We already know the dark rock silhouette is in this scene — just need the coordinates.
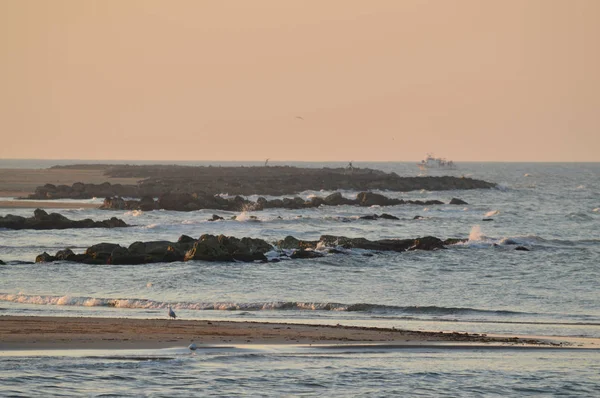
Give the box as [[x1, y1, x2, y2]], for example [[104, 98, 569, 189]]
[[34, 234, 460, 265], [0, 209, 129, 230], [28, 165, 496, 200], [100, 191, 448, 212], [359, 213, 400, 221], [449, 198, 469, 205]]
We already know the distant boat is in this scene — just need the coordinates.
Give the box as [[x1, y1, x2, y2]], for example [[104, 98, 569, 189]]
[[417, 153, 457, 170]]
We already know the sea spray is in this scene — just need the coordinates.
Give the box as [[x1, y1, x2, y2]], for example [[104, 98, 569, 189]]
[[469, 225, 485, 242]]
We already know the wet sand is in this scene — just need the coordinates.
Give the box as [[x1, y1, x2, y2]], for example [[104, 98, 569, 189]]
[[0, 168, 138, 199], [0, 316, 582, 351]]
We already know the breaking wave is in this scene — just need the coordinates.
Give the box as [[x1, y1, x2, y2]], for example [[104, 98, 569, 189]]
[[0, 293, 530, 317]]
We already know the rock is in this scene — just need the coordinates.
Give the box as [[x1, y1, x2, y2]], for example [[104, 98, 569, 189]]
[[320, 235, 415, 252], [108, 247, 147, 265], [208, 214, 224, 221], [32, 233, 457, 265], [413, 215, 424, 220], [379, 213, 399, 220], [55, 248, 76, 261], [0, 210, 130, 230], [86, 243, 122, 263], [0, 259, 5, 265], [359, 214, 379, 220], [276, 236, 318, 250], [482, 218, 494, 221], [323, 192, 350, 206], [139, 196, 157, 211], [409, 236, 445, 251], [35, 252, 56, 263], [515, 246, 530, 251], [290, 249, 324, 259], [443, 238, 467, 245], [33, 208, 48, 220], [184, 235, 234, 262], [449, 198, 468, 205], [356, 192, 402, 207], [100, 196, 126, 210]]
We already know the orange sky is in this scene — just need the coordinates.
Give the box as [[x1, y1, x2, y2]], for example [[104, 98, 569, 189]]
[[1, 0, 599, 161]]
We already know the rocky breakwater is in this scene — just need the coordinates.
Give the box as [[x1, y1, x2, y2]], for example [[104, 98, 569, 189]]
[[100, 191, 460, 212], [0, 209, 129, 230], [26, 182, 140, 200], [34, 234, 460, 265], [28, 165, 496, 200]]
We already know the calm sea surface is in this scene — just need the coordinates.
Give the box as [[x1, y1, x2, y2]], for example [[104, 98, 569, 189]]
[[1, 160, 599, 396]]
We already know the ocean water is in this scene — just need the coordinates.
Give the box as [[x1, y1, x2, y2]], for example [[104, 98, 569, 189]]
[[1, 161, 599, 396]]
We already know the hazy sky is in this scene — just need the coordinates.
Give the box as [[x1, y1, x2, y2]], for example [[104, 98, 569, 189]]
[[1, 1, 599, 161]]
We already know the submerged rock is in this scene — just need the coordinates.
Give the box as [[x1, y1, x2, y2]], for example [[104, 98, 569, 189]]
[[0, 209, 129, 230], [449, 198, 468, 205], [359, 213, 400, 221], [515, 246, 530, 251]]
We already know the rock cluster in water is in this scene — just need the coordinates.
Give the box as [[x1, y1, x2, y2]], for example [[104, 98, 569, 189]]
[[34, 234, 462, 265], [0, 209, 129, 230], [99, 192, 469, 212], [27, 165, 495, 199]]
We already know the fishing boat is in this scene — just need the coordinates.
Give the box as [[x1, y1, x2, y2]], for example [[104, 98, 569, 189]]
[[417, 153, 456, 170]]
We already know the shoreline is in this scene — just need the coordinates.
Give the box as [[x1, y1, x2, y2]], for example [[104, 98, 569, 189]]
[[1, 315, 591, 351]]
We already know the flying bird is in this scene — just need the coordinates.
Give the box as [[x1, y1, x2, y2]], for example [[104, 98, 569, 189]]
[[168, 306, 177, 319], [295, 116, 304, 120]]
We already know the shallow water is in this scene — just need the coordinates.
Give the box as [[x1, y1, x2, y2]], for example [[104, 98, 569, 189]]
[[1, 161, 599, 395], [1, 346, 599, 397]]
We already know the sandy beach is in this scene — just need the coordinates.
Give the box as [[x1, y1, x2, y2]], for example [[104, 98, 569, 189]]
[[0, 316, 582, 351]]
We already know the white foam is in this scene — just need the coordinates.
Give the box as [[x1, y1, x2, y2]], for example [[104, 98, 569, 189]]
[[125, 210, 143, 217], [235, 211, 259, 222], [468, 225, 485, 242], [593, 208, 599, 213]]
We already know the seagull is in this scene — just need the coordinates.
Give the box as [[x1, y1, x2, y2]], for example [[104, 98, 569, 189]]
[[168, 306, 177, 319], [295, 116, 304, 120], [264, 158, 270, 167], [188, 342, 197, 351]]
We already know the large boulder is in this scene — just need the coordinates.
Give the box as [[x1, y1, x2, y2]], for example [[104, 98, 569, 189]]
[[55, 248, 76, 261], [86, 243, 122, 263], [184, 235, 233, 262], [323, 192, 350, 206], [100, 197, 126, 210], [139, 196, 157, 211], [35, 252, 56, 263], [356, 192, 402, 207]]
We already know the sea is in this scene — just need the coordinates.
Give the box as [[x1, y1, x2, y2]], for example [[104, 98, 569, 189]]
[[1, 160, 599, 396]]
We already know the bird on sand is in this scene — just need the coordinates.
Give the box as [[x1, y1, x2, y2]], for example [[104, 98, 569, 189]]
[[168, 306, 177, 319]]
